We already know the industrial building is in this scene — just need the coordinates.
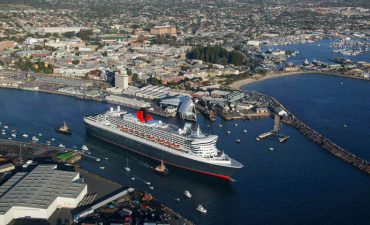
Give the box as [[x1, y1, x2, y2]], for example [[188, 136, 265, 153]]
[[0, 164, 87, 225], [226, 91, 245, 103], [121, 85, 182, 100], [160, 96, 197, 121], [150, 25, 177, 36]]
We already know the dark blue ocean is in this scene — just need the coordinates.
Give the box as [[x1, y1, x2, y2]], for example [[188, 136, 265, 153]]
[[1, 73, 370, 225]]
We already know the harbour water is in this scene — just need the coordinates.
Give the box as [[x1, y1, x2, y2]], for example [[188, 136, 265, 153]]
[[1, 76, 370, 224], [263, 39, 370, 65]]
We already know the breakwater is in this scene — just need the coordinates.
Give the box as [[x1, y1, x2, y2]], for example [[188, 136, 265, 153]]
[[282, 116, 370, 174], [267, 94, 370, 175]]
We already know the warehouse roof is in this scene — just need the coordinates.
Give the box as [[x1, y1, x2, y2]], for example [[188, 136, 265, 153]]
[[0, 164, 86, 214]]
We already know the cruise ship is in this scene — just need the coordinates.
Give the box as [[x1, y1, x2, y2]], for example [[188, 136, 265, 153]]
[[84, 106, 243, 180]]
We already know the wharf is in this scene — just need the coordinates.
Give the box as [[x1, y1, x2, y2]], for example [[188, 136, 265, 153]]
[[195, 103, 216, 121], [0, 139, 79, 165]]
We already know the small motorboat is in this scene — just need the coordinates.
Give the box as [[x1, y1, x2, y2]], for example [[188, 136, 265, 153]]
[[149, 186, 154, 190], [81, 145, 89, 151], [56, 121, 71, 135], [38, 133, 42, 136], [100, 166, 105, 170], [236, 139, 241, 143], [51, 138, 55, 141], [234, 123, 238, 127], [269, 147, 274, 151], [131, 177, 136, 180], [11, 134, 16, 138], [343, 124, 347, 128], [124, 158, 131, 172], [184, 190, 192, 198], [279, 136, 289, 143], [145, 181, 151, 185], [3, 126, 8, 129], [58, 143, 65, 148], [22, 134, 29, 138], [196, 205, 207, 214], [243, 129, 247, 133], [32, 136, 39, 142], [218, 124, 223, 128], [227, 131, 231, 134], [152, 160, 169, 176]]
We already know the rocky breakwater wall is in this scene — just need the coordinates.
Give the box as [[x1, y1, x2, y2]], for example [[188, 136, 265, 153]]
[[282, 116, 370, 174]]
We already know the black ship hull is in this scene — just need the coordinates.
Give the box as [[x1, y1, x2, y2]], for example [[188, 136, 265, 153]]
[[85, 123, 240, 180]]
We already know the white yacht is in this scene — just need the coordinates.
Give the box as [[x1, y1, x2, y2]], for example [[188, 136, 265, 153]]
[[184, 190, 192, 198], [196, 205, 207, 214]]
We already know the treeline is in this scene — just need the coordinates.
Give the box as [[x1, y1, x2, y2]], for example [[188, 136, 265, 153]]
[[186, 45, 245, 66], [15, 59, 53, 74], [150, 35, 177, 46]]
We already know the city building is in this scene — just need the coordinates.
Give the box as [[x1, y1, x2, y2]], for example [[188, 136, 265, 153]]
[[33, 27, 88, 34], [0, 41, 15, 50], [160, 96, 196, 120], [115, 69, 129, 90], [150, 25, 177, 36], [0, 164, 87, 225], [226, 91, 245, 103]]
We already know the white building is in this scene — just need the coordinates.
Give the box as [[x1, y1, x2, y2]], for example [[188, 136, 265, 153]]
[[247, 40, 260, 47], [34, 27, 89, 34], [24, 37, 39, 45], [115, 69, 129, 90], [0, 164, 87, 225]]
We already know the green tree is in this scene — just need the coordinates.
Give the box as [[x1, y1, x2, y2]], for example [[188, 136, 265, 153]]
[[76, 29, 93, 41]]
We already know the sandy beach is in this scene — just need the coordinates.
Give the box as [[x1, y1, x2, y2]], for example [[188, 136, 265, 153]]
[[228, 71, 310, 90]]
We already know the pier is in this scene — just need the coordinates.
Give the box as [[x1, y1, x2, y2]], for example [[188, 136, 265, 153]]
[[195, 103, 216, 121]]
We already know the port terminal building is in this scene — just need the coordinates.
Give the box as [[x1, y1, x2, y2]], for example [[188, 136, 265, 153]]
[[160, 96, 197, 120], [0, 164, 87, 225]]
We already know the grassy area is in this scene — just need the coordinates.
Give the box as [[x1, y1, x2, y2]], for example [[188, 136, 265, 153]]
[[57, 151, 74, 162]]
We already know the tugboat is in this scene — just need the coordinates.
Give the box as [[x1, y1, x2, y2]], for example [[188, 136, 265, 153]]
[[152, 160, 169, 176], [56, 121, 71, 135]]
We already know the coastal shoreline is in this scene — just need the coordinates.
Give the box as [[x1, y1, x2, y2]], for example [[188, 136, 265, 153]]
[[228, 71, 370, 90]]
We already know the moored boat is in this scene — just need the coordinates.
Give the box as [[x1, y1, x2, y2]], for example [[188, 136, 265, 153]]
[[56, 121, 71, 135]]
